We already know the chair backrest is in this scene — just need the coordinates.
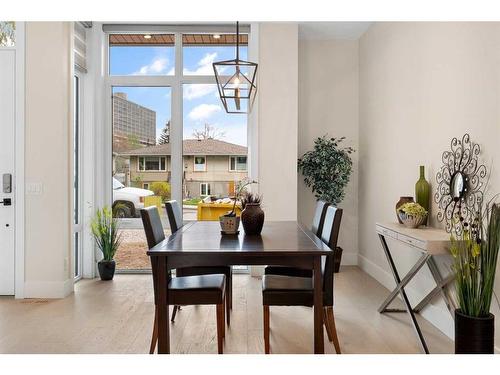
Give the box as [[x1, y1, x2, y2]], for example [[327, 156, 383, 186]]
[[165, 200, 183, 233], [320, 206, 343, 304], [311, 200, 330, 237], [140, 206, 166, 249]]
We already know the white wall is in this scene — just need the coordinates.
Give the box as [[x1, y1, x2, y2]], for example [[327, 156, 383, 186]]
[[298, 39, 359, 264], [256, 23, 299, 221], [24, 22, 74, 298], [359, 22, 500, 343]]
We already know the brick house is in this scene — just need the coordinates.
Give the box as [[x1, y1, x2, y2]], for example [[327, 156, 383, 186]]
[[118, 139, 248, 198]]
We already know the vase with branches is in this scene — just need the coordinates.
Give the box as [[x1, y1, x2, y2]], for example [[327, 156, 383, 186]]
[[219, 179, 258, 234]]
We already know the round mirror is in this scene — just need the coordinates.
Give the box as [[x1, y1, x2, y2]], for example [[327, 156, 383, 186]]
[[451, 172, 465, 200]]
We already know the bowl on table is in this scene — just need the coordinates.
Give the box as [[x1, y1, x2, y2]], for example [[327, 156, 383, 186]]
[[398, 212, 427, 229]]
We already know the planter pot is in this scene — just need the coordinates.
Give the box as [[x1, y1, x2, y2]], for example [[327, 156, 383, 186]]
[[98, 260, 116, 281], [395, 196, 414, 224], [241, 203, 265, 235], [455, 309, 495, 354], [219, 215, 240, 234], [334, 247, 343, 273]]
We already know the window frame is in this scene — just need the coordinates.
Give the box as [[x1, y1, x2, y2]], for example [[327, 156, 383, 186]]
[[200, 182, 211, 196], [193, 155, 207, 172], [73, 72, 83, 281], [229, 155, 248, 172], [138, 156, 167, 172]]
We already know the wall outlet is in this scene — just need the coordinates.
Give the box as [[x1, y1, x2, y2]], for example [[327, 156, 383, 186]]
[[26, 182, 43, 195]]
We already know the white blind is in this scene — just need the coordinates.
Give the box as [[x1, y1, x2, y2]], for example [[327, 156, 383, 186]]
[[74, 22, 87, 72]]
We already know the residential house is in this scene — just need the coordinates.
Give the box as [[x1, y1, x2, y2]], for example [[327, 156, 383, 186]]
[[119, 138, 248, 198]]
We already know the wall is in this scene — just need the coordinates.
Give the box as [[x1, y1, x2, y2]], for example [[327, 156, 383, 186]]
[[24, 22, 73, 298], [298, 39, 359, 264], [359, 22, 500, 343], [256, 23, 299, 221]]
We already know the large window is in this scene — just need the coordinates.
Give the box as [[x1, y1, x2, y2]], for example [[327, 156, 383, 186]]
[[73, 74, 82, 280], [106, 28, 250, 271]]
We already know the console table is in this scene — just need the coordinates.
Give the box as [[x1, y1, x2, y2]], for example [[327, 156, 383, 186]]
[[376, 222, 456, 354]]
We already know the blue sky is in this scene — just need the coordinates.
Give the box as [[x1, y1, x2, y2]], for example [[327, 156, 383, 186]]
[[110, 45, 248, 146]]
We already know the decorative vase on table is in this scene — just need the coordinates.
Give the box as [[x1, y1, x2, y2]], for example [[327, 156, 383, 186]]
[[219, 215, 240, 234], [455, 310, 495, 354], [395, 196, 414, 224], [241, 203, 265, 235], [415, 165, 430, 225]]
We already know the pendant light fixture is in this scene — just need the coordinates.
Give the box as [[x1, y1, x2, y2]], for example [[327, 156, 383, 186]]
[[213, 22, 258, 114]]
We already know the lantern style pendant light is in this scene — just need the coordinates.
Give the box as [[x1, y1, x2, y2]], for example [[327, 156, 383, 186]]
[[213, 22, 258, 114]]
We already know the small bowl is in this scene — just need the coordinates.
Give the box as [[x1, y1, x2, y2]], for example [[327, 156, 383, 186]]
[[398, 212, 426, 229]]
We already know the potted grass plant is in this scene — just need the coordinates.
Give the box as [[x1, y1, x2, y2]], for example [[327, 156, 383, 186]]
[[240, 192, 264, 235], [91, 206, 122, 281], [451, 202, 500, 353]]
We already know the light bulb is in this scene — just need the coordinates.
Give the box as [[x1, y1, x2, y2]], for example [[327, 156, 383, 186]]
[[143, 34, 152, 39]]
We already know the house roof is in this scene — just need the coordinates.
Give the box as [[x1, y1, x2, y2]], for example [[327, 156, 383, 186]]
[[119, 139, 247, 157]]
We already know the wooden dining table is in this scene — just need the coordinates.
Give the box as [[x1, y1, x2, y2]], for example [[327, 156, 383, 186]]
[[147, 220, 332, 354]]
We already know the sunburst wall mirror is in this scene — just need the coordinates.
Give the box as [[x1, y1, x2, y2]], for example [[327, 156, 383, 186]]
[[435, 134, 487, 235]]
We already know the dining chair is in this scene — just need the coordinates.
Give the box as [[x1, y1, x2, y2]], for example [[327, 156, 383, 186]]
[[141, 206, 227, 354], [264, 200, 330, 278], [165, 200, 233, 325], [261, 206, 343, 354]]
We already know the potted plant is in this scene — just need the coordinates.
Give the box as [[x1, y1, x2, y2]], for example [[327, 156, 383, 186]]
[[220, 179, 257, 234], [397, 202, 428, 228], [298, 136, 355, 270], [91, 206, 122, 281], [451, 202, 500, 353], [240, 192, 264, 235]]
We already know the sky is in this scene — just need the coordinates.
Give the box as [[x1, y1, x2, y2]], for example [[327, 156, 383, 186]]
[[110, 44, 248, 146]]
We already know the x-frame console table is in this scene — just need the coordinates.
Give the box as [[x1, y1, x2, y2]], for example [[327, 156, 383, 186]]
[[376, 222, 456, 354]]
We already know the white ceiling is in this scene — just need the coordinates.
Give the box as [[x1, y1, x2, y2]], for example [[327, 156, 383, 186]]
[[298, 22, 372, 40]]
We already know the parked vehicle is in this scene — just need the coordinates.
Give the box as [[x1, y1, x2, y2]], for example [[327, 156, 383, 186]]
[[112, 177, 154, 218]]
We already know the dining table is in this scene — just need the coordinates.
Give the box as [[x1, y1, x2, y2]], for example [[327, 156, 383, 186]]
[[147, 220, 333, 354]]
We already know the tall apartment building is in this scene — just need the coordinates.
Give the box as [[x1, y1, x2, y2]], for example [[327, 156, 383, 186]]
[[113, 92, 156, 147]]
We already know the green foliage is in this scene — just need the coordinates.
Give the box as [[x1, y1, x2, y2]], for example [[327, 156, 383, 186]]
[[0, 22, 15, 46], [183, 198, 202, 206], [91, 207, 121, 261], [298, 136, 355, 205], [451, 203, 500, 317], [150, 181, 171, 202], [397, 202, 427, 217]]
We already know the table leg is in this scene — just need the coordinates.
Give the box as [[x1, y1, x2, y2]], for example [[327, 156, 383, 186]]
[[157, 256, 170, 354], [426, 256, 456, 317], [313, 256, 324, 354], [378, 234, 430, 354], [413, 273, 454, 313]]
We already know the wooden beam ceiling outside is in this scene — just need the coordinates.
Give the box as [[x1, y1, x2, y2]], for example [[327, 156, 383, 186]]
[[109, 33, 248, 46]]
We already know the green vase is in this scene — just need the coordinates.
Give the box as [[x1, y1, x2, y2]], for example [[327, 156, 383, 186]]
[[415, 165, 430, 225]]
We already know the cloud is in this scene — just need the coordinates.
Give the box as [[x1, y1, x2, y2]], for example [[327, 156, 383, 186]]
[[187, 104, 221, 121], [184, 84, 217, 100], [183, 52, 219, 75], [133, 57, 169, 75]]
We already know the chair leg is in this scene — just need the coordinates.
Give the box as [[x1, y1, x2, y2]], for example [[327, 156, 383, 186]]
[[149, 306, 158, 354], [326, 306, 341, 354], [323, 307, 334, 342], [263, 305, 270, 354], [216, 303, 224, 354], [171, 305, 179, 322]]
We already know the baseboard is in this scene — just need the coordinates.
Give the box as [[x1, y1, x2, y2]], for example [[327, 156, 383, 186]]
[[357, 253, 454, 339], [24, 279, 74, 299]]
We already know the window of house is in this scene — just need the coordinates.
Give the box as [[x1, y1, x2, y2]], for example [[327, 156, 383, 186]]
[[0, 22, 15, 47], [200, 183, 211, 196], [229, 156, 247, 171], [139, 156, 167, 171], [194, 156, 206, 172], [143, 183, 150, 190]]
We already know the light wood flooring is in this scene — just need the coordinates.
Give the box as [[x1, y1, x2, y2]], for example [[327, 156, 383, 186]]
[[0, 266, 453, 354]]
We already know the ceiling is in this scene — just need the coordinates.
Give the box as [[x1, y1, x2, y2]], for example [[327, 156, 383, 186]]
[[298, 22, 372, 40]]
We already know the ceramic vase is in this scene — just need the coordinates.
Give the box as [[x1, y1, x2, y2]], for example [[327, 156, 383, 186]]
[[395, 196, 414, 224], [241, 203, 265, 235], [415, 165, 430, 225]]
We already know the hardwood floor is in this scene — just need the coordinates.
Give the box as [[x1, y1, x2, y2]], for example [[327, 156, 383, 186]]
[[0, 266, 453, 354]]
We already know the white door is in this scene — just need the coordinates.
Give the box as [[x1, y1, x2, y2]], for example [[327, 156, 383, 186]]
[[0, 50, 15, 295]]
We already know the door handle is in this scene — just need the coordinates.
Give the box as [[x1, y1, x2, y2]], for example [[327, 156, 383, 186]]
[[0, 198, 12, 206]]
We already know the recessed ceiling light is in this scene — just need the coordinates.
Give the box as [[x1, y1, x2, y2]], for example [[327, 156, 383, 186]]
[[213, 34, 221, 39], [143, 34, 152, 39]]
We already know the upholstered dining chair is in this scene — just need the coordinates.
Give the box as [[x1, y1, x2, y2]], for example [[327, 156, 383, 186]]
[[261, 206, 343, 354], [165, 200, 233, 325], [264, 200, 330, 278], [141, 206, 227, 354]]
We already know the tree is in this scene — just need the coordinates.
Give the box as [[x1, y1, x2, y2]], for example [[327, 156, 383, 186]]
[[150, 181, 171, 202], [0, 22, 15, 46], [192, 123, 225, 141], [158, 121, 170, 144]]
